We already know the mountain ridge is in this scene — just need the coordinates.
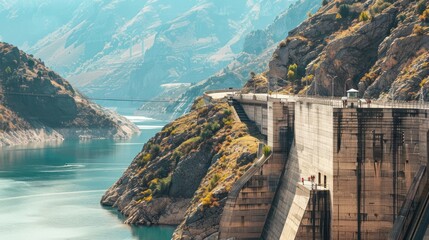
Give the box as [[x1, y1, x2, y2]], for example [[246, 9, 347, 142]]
[[16, 0, 296, 103], [140, 0, 322, 119], [0, 41, 139, 146]]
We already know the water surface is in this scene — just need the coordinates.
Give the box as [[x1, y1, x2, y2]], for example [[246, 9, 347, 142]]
[[0, 118, 174, 240]]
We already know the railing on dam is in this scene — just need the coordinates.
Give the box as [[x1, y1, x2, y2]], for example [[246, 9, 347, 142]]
[[230, 92, 429, 110]]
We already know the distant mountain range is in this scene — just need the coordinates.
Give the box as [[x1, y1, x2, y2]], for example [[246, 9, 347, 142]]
[[140, 0, 321, 119], [0, 0, 298, 111]]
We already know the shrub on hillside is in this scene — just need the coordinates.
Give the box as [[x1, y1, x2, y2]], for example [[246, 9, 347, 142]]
[[150, 144, 160, 157], [338, 4, 351, 18], [370, 0, 391, 15], [359, 11, 370, 22], [417, 0, 427, 15], [287, 64, 298, 81], [209, 174, 221, 191], [420, 9, 429, 23], [413, 24, 425, 35], [27, 59, 35, 69], [172, 150, 183, 163], [336, 13, 343, 20], [200, 121, 221, 139], [4, 66, 12, 75], [149, 176, 171, 196], [397, 14, 406, 22], [302, 75, 314, 85], [201, 193, 214, 206], [263, 145, 271, 157]]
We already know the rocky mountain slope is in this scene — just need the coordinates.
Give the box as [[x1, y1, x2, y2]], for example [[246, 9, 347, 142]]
[[101, 98, 260, 239], [245, 0, 429, 101], [140, 0, 322, 119], [3, 0, 296, 104], [0, 42, 139, 146]]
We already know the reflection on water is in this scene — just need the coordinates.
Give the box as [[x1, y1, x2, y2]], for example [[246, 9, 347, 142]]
[[0, 119, 174, 240]]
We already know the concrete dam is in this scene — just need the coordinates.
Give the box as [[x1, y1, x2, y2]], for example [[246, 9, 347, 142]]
[[205, 91, 429, 240]]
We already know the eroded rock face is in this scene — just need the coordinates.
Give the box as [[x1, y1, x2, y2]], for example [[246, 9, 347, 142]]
[[365, 34, 429, 100], [390, 51, 429, 100], [169, 144, 216, 198], [308, 8, 397, 96], [174, 187, 229, 240], [0, 42, 139, 144], [267, 5, 343, 84], [101, 101, 260, 239], [259, 0, 429, 100]]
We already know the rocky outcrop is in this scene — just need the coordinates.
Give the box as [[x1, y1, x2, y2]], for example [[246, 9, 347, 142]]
[[0, 42, 138, 146], [308, 7, 397, 96], [101, 99, 260, 239], [364, 32, 429, 100], [251, 0, 429, 101]]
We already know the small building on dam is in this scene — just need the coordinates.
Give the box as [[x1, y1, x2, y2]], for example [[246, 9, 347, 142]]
[[205, 90, 429, 240]]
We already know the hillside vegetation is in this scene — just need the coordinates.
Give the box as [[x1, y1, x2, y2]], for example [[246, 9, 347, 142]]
[[101, 99, 260, 239]]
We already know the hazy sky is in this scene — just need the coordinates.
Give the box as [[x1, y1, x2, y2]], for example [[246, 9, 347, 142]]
[[0, 0, 83, 48]]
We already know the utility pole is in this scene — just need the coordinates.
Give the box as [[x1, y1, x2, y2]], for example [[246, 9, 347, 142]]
[[327, 74, 337, 99], [275, 81, 278, 98], [306, 80, 308, 97], [344, 79, 348, 96], [306, 75, 308, 97], [315, 78, 318, 96]]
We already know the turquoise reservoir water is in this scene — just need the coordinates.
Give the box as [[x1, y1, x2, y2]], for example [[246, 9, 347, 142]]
[[0, 117, 174, 240]]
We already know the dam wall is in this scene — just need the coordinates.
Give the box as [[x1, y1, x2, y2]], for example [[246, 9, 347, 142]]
[[229, 94, 429, 239], [288, 183, 331, 240], [219, 99, 294, 239], [218, 153, 283, 240], [331, 108, 429, 239], [262, 101, 334, 240]]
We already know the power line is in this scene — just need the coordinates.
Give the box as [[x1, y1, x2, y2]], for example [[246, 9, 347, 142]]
[[89, 97, 184, 103], [0, 91, 186, 103]]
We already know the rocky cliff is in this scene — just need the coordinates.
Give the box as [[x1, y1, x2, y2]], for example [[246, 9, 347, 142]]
[[245, 0, 429, 101], [0, 42, 139, 146], [101, 98, 260, 239]]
